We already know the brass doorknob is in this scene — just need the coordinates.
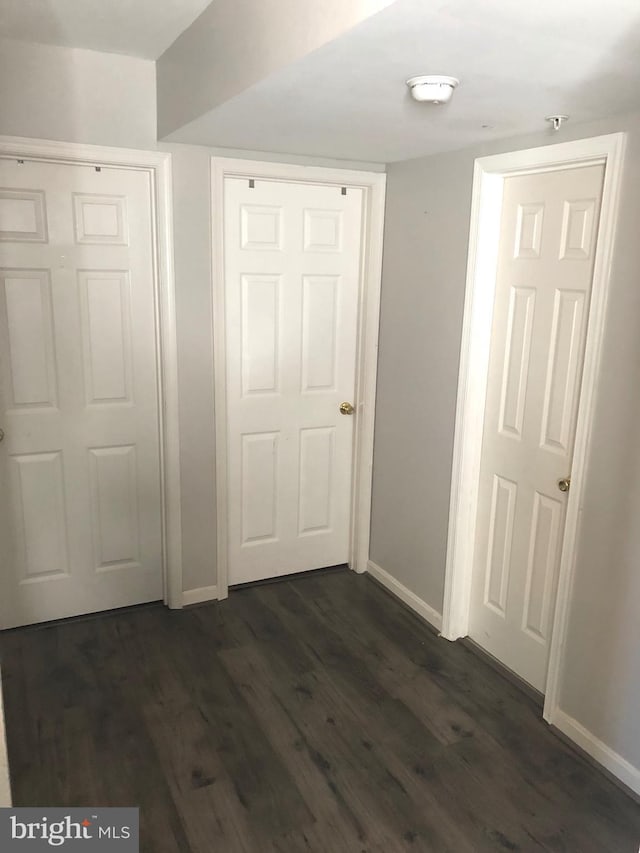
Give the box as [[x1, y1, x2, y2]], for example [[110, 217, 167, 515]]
[[339, 402, 355, 415], [557, 477, 571, 493]]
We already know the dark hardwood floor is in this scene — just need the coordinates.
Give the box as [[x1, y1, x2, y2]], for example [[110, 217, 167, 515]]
[[1, 568, 639, 852]]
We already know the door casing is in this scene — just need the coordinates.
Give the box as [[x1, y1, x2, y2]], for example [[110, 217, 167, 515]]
[[211, 158, 386, 600], [442, 133, 626, 724], [0, 135, 183, 611]]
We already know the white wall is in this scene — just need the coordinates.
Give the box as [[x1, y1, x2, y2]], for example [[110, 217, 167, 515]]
[[165, 145, 218, 593], [0, 37, 382, 596], [156, 0, 393, 138], [0, 38, 156, 149], [1, 30, 637, 794], [0, 38, 218, 594], [371, 111, 640, 782]]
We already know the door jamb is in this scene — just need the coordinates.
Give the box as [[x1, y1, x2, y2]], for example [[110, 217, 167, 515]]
[[441, 133, 626, 723], [211, 157, 386, 600], [0, 135, 184, 609]]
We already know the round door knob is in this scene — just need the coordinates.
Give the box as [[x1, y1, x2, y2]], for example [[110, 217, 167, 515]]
[[557, 477, 571, 493], [0, 427, 4, 442], [339, 401, 355, 415]]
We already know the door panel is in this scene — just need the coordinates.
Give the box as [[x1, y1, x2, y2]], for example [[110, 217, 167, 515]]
[[521, 491, 562, 641], [484, 474, 517, 616], [224, 177, 363, 585], [88, 444, 140, 569], [241, 432, 279, 545], [0, 269, 58, 407], [0, 158, 163, 629], [539, 289, 587, 453], [10, 450, 69, 580], [298, 427, 335, 535], [78, 270, 133, 405], [241, 274, 280, 395], [301, 275, 339, 391], [469, 165, 604, 690]]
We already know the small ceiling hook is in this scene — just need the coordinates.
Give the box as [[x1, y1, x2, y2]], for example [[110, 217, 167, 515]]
[[545, 115, 569, 132]]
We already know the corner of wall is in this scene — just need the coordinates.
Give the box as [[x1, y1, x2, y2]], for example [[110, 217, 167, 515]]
[[550, 707, 640, 797], [366, 560, 443, 632]]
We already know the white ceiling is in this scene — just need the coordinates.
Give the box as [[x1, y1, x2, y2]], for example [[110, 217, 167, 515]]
[[2, 0, 639, 161], [167, 0, 640, 162], [0, 0, 213, 59]]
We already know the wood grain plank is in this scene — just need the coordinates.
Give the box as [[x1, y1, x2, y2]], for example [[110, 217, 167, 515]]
[[0, 570, 638, 852]]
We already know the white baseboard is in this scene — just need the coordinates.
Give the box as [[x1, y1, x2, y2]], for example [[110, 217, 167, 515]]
[[182, 585, 218, 607], [366, 560, 443, 632], [551, 707, 640, 797], [367, 561, 639, 799]]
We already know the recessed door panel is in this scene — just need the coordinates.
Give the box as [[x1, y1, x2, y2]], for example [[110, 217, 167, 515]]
[[301, 275, 339, 392], [498, 286, 535, 438], [303, 209, 343, 252], [89, 445, 140, 569], [514, 203, 544, 259], [484, 475, 517, 615], [298, 427, 334, 535], [540, 289, 586, 454], [79, 270, 133, 405], [241, 432, 279, 545], [560, 199, 597, 260], [0, 189, 47, 242], [241, 275, 280, 396], [0, 269, 57, 408], [522, 492, 562, 641], [240, 205, 282, 251], [10, 451, 69, 581], [73, 193, 128, 245]]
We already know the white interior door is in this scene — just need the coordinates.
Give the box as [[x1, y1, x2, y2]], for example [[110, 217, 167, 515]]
[[0, 157, 163, 629], [224, 177, 363, 585], [469, 164, 604, 691]]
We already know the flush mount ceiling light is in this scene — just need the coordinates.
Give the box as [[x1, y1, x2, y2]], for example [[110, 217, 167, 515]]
[[406, 75, 459, 104]]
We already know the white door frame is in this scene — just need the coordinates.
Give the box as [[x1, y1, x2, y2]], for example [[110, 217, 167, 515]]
[[441, 133, 626, 722], [0, 135, 183, 609], [211, 157, 386, 599]]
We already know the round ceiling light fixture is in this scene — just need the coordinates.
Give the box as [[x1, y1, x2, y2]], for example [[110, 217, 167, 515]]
[[406, 75, 459, 104]]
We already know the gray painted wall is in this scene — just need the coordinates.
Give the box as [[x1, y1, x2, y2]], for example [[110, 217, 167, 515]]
[[370, 152, 469, 609], [371, 112, 640, 768]]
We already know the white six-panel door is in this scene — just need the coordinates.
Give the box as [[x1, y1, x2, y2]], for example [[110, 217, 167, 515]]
[[224, 177, 364, 585], [469, 164, 604, 691], [0, 158, 163, 629]]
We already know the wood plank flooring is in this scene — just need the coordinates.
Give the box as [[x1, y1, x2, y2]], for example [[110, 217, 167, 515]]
[[1, 567, 639, 851]]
